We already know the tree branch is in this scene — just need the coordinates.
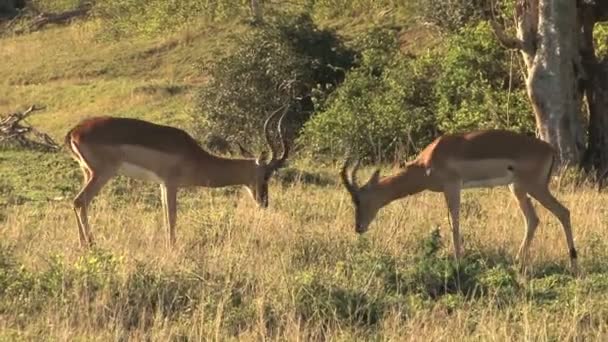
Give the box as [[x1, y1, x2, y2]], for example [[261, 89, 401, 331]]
[[489, 20, 524, 50]]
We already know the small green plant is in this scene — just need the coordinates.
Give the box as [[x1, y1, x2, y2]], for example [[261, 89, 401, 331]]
[[293, 270, 384, 327], [403, 229, 485, 299]]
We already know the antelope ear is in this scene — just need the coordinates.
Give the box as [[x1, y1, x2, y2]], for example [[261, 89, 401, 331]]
[[256, 151, 269, 165], [368, 169, 381, 185]]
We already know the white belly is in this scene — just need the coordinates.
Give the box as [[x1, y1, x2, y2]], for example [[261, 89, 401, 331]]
[[118, 162, 163, 183], [450, 158, 515, 189], [462, 174, 514, 189]]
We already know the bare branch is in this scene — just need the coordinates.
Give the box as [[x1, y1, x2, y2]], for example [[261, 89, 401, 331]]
[[0, 105, 59, 152], [489, 20, 524, 50], [21, 105, 43, 118]]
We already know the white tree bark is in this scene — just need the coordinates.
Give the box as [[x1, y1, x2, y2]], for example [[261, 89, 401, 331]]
[[493, 0, 586, 166]]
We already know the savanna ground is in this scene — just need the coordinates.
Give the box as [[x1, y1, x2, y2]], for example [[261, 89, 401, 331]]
[[2, 3, 608, 341]]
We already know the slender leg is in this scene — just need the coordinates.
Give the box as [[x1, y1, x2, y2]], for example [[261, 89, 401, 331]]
[[509, 183, 540, 273], [73, 167, 93, 246], [443, 183, 462, 261], [160, 185, 168, 232], [73, 171, 113, 248], [72, 167, 91, 246], [161, 183, 178, 247], [527, 186, 578, 275]]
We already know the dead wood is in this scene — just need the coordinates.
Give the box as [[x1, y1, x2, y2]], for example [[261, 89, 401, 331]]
[[0, 105, 60, 152]]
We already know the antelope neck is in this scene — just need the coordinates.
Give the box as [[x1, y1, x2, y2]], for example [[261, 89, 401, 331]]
[[193, 153, 257, 187], [375, 162, 431, 206]]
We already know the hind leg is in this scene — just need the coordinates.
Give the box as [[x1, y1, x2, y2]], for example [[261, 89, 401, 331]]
[[73, 169, 114, 248], [509, 183, 539, 274], [527, 185, 578, 275]]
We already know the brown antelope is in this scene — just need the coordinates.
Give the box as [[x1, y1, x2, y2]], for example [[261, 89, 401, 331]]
[[341, 130, 578, 274], [65, 106, 289, 248]]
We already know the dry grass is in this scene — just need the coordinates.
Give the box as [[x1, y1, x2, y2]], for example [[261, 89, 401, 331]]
[[1, 166, 608, 340]]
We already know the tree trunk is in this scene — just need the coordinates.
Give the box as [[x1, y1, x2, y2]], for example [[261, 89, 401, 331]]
[[493, 0, 586, 167], [579, 3, 608, 181], [528, 0, 585, 166], [493, 0, 608, 182], [250, 0, 262, 24]]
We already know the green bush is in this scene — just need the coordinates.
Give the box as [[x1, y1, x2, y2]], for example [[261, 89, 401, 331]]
[[419, 0, 487, 32], [300, 27, 438, 160], [434, 22, 533, 134], [195, 13, 356, 149]]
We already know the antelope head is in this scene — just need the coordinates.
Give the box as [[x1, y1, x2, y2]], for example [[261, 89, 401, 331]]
[[246, 105, 290, 208], [340, 159, 382, 233]]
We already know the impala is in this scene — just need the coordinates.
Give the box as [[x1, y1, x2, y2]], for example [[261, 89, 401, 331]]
[[341, 130, 578, 274], [65, 106, 289, 248]]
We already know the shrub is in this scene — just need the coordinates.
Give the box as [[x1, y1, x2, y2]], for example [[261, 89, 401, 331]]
[[434, 22, 534, 134], [419, 0, 488, 32], [300, 27, 438, 160], [195, 13, 356, 149]]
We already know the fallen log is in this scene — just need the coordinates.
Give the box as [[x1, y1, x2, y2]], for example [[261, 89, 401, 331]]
[[0, 105, 60, 152]]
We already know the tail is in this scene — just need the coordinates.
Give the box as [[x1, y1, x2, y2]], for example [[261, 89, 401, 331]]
[[64, 129, 76, 155]]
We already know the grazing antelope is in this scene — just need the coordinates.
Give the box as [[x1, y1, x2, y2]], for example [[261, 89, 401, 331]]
[[65, 106, 289, 248], [341, 130, 578, 274]]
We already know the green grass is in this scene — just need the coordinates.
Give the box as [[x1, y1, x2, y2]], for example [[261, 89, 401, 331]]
[[2, 161, 608, 339], [0, 19, 249, 141]]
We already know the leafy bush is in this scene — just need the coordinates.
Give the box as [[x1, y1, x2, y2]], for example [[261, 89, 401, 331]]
[[434, 22, 533, 134], [195, 13, 356, 149], [300, 27, 438, 160], [419, 0, 488, 32]]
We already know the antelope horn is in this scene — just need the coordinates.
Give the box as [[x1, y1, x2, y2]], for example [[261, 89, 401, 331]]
[[340, 158, 360, 196], [265, 103, 290, 169]]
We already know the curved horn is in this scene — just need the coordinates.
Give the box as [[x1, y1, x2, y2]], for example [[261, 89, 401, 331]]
[[266, 103, 290, 169], [340, 158, 360, 196]]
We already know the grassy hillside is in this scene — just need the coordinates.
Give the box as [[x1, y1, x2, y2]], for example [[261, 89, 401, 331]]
[[0, 20, 250, 138]]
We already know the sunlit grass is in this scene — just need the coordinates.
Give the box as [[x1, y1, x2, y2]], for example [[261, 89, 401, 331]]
[[2, 156, 608, 340]]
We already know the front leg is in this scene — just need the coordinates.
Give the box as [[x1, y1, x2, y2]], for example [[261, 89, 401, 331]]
[[443, 182, 462, 261], [160, 183, 178, 247]]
